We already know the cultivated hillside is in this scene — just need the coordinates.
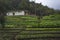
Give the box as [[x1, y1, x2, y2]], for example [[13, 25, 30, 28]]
[[5, 14, 60, 28], [0, 15, 60, 40]]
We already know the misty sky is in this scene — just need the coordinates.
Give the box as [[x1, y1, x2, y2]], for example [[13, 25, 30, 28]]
[[30, 0, 60, 10]]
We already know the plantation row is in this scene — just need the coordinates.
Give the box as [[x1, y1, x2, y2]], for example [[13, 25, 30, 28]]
[[0, 28, 60, 40], [0, 14, 60, 40], [5, 14, 60, 28]]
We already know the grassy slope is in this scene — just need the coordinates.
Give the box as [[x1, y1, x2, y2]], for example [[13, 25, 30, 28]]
[[5, 15, 38, 28], [40, 14, 60, 27], [0, 14, 60, 39], [5, 14, 60, 28]]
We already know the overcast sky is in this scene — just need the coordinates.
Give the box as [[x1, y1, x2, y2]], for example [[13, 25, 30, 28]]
[[30, 0, 60, 10]]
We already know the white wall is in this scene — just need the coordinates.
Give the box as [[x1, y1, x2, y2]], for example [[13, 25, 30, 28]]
[[15, 11, 25, 15], [7, 12, 13, 16], [7, 11, 25, 16]]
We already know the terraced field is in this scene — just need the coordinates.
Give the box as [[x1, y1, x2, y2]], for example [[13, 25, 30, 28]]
[[0, 28, 60, 40], [5, 16, 38, 28], [0, 15, 60, 40]]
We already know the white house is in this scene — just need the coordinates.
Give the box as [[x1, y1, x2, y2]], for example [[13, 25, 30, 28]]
[[7, 11, 25, 16]]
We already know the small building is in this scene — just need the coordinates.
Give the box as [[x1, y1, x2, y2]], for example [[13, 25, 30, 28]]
[[7, 11, 25, 16]]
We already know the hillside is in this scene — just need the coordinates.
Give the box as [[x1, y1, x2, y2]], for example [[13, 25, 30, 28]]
[[0, 14, 60, 40], [41, 14, 60, 27], [5, 15, 38, 28], [0, 0, 60, 40], [5, 14, 60, 28]]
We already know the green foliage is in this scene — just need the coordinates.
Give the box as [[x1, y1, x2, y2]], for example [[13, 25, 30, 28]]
[[40, 14, 60, 27], [0, 0, 58, 16], [5, 16, 37, 28], [4, 14, 60, 28]]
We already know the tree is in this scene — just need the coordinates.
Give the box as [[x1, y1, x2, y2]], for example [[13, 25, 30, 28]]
[[0, 2, 7, 28], [0, 0, 30, 28]]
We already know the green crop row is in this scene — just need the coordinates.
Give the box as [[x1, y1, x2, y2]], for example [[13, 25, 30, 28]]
[[4, 14, 60, 28]]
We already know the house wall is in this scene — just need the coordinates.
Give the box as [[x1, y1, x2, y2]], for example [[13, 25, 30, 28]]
[[7, 11, 25, 16], [7, 12, 13, 16]]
